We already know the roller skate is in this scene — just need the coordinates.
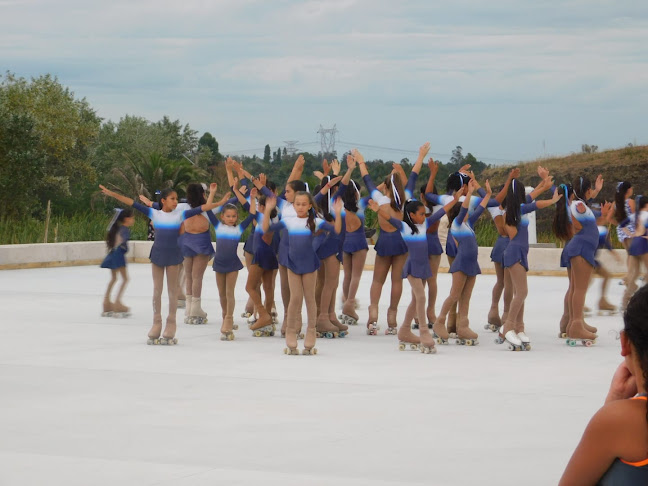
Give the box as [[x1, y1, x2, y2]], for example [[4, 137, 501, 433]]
[[483, 308, 502, 332], [340, 299, 359, 326], [384, 308, 398, 335], [183, 295, 193, 324], [558, 313, 569, 339], [302, 327, 318, 355], [159, 317, 178, 345], [112, 301, 131, 318], [366, 304, 380, 335], [220, 316, 235, 341], [496, 321, 523, 351], [316, 315, 339, 339], [565, 320, 597, 347], [186, 297, 208, 325], [250, 313, 275, 337], [455, 318, 479, 346], [146, 317, 162, 345], [101, 300, 114, 317], [583, 321, 598, 335], [597, 298, 617, 316], [329, 313, 348, 337], [515, 321, 531, 351], [246, 312, 258, 329], [432, 318, 450, 345], [397, 325, 421, 351], [283, 319, 300, 355]]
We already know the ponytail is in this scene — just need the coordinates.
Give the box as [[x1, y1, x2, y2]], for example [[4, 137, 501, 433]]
[[553, 184, 573, 241], [504, 179, 526, 227], [106, 208, 133, 250], [384, 174, 405, 212], [403, 200, 423, 234], [615, 181, 632, 223], [573, 176, 591, 202]]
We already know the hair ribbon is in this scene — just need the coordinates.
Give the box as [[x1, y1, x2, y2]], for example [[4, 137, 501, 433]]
[[391, 174, 401, 208]]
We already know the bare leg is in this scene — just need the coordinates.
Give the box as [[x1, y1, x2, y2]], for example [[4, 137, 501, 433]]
[[220, 271, 237, 339], [433, 272, 467, 341], [216, 272, 227, 320], [559, 267, 573, 337], [279, 265, 291, 331], [408, 276, 435, 352], [190, 254, 209, 298], [502, 267, 513, 325], [177, 264, 186, 306], [623, 256, 640, 310], [149, 264, 165, 340], [501, 263, 528, 336], [286, 270, 305, 353], [315, 265, 325, 316], [301, 271, 319, 353], [446, 256, 458, 333], [323, 257, 346, 333], [246, 264, 272, 330], [243, 252, 255, 315], [368, 255, 391, 329], [103, 270, 118, 314], [162, 264, 181, 341], [341, 250, 367, 323], [387, 254, 407, 331], [456, 275, 478, 342], [426, 254, 442, 325], [112, 267, 130, 314], [567, 256, 597, 340], [316, 256, 341, 335], [262, 269, 275, 318], [342, 252, 352, 304], [399, 288, 421, 344], [487, 263, 504, 329]]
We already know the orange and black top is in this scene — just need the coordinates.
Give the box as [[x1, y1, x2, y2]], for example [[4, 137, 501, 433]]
[[598, 394, 648, 486]]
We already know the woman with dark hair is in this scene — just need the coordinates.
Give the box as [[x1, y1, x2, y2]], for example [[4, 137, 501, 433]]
[[100, 208, 135, 317], [559, 285, 648, 485], [553, 175, 612, 346]]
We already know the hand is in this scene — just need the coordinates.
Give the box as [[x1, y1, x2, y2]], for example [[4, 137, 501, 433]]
[[225, 157, 234, 170], [210, 182, 218, 192], [295, 155, 305, 170], [484, 180, 492, 195], [99, 184, 112, 196], [352, 149, 365, 165], [322, 159, 330, 177], [331, 159, 341, 175], [265, 196, 277, 211], [327, 176, 343, 188], [333, 198, 343, 214], [139, 194, 153, 207], [250, 187, 258, 198], [509, 168, 521, 180], [428, 158, 439, 174], [392, 163, 405, 175], [239, 185, 248, 195], [605, 361, 638, 404], [346, 154, 357, 170], [419, 142, 431, 159], [543, 176, 554, 190], [313, 170, 324, 181], [537, 165, 549, 180], [602, 201, 613, 217], [467, 179, 477, 193], [551, 188, 563, 203], [595, 174, 604, 193], [458, 164, 471, 174], [367, 199, 379, 212]]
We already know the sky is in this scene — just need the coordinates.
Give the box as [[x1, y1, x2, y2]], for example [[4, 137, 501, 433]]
[[2, 0, 647, 165]]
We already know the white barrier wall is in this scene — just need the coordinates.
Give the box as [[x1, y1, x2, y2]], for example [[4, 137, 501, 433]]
[[0, 241, 629, 275]]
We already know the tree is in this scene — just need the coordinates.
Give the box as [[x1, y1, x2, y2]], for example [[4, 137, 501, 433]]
[[273, 149, 282, 164], [0, 72, 101, 213], [263, 144, 271, 164], [582, 144, 598, 154], [198, 132, 221, 163]]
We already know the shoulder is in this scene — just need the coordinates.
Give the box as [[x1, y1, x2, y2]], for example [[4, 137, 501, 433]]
[[587, 399, 646, 447]]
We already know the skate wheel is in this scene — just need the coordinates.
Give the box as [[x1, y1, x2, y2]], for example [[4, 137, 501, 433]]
[[253, 331, 261, 337], [410, 344, 418, 351], [269, 331, 275, 337], [584, 340, 593, 347], [398, 344, 405, 351], [524, 344, 531, 351]]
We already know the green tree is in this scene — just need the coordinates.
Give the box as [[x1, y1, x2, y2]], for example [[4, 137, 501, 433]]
[[0, 72, 101, 213], [263, 144, 271, 164], [198, 132, 221, 164]]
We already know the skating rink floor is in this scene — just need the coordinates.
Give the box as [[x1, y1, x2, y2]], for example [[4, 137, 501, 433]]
[[0, 264, 629, 485]]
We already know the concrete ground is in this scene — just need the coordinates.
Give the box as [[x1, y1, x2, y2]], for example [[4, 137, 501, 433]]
[[0, 265, 627, 485]]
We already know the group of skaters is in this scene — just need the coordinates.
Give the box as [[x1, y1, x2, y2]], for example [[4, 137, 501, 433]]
[[97, 142, 647, 354]]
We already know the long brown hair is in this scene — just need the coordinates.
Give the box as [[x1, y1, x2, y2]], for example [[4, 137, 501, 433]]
[[295, 191, 319, 233]]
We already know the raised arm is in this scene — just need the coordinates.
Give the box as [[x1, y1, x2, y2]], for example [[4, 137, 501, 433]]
[[231, 179, 249, 207], [495, 168, 520, 204], [287, 155, 305, 183], [99, 185, 135, 207]]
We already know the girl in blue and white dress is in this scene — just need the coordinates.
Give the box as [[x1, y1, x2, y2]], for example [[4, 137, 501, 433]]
[[626, 196, 648, 310], [553, 175, 612, 345], [498, 178, 560, 350], [369, 193, 459, 353], [433, 179, 492, 345], [100, 208, 135, 317], [263, 192, 342, 355], [211, 182, 255, 340], [99, 184, 225, 345]]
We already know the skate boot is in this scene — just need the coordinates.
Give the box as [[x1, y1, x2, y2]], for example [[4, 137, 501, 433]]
[[183, 294, 193, 324], [340, 299, 359, 326], [220, 316, 235, 341], [147, 316, 163, 345], [250, 313, 275, 337], [432, 317, 450, 345], [160, 316, 178, 345], [385, 308, 398, 335], [418, 327, 437, 354], [187, 297, 208, 325], [565, 319, 597, 347], [366, 304, 380, 336], [597, 298, 617, 316], [496, 320, 523, 351], [302, 326, 318, 355], [397, 324, 421, 352], [514, 321, 531, 351], [316, 315, 340, 339], [484, 307, 502, 332], [455, 317, 479, 346], [112, 301, 131, 318], [447, 304, 457, 338], [558, 313, 569, 339], [283, 316, 299, 355], [101, 300, 114, 317], [583, 321, 598, 335], [329, 313, 348, 337]]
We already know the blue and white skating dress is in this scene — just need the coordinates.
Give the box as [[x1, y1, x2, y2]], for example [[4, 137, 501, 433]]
[[629, 211, 648, 257], [424, 205, 444, 256], [449, 205, 485, 276], [616, 199, 635, 244], [502, 202, 538, 271], [362, 174, 407, 257], [101, 226, 130, 269], [211, 214, 255, 273], [251, 212, 279, 271], [313, 183, 347, 262], [562, 200, 599, 268], [342, 183, 371, 255], [488, 207, 508, 265], [268, 217, 337, 275], [388, 208, 447, 280], [269, 191, 297, 268], [132, 202, 203, 266]]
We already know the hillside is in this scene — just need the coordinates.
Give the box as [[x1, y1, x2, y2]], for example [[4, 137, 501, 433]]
[[480, 145, 648, 241]]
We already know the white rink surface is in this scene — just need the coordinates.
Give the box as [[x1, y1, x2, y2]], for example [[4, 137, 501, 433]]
[[0, 265, 629, 486]]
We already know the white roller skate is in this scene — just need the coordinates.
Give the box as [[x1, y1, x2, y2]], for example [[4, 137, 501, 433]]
[[186, 297, 208, 325], [496, 330, 524, 351], [517, 332, 531, 351]]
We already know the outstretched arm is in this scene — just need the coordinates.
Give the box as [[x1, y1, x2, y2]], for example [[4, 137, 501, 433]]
[[495, 168, 520, 204], [100, 185, 134, 207], [287, 155, 305, 183]]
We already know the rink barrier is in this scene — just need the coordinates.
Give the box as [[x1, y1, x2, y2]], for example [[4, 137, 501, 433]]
[[0, 241, 627, 276]]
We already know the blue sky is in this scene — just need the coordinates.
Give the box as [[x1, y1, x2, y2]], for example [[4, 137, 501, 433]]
[[2, 0, 647, 164]]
